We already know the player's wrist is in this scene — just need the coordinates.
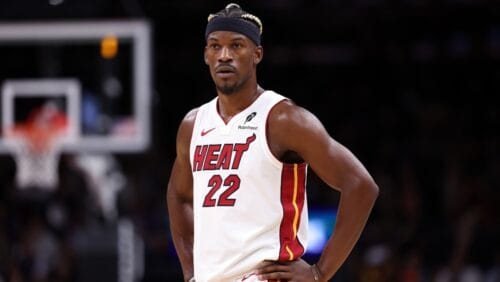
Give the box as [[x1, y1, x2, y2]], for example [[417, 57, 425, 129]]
[[310, 263, 323, 282]]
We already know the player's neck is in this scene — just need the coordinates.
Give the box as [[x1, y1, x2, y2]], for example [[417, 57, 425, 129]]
[[217, 84, 264, 123]]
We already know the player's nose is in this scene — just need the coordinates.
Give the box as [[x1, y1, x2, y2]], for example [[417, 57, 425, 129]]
[[218, 46, 233, 62]]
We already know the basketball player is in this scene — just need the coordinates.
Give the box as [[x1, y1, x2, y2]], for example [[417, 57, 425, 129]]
[[167, 3, 379, 281]]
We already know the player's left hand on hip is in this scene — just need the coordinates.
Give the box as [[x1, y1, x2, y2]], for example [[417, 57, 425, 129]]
[[255, 259, 316, 281]]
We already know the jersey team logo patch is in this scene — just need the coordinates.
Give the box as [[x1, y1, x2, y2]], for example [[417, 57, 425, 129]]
[[201, 127, 216, 136]]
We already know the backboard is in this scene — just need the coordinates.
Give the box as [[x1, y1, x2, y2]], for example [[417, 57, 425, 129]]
[[0, 20, 152, 153]]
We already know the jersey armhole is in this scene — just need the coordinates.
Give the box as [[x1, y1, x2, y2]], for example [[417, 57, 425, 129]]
[[259, 98, 289, 169]]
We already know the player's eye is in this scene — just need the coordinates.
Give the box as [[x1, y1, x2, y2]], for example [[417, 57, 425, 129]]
[[209, 43, 220, 50]]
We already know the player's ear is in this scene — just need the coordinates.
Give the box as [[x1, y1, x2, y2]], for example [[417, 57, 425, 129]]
[[253, 46, 263, 65], [204, 46, 209, 65]]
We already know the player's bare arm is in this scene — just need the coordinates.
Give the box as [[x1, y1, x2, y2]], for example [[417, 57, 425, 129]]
[[257, 100, 379, 281], [166, 108, 197, 282]]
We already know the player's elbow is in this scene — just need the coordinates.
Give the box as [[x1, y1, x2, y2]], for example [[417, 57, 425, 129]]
[[369, 181, 379, 201], [360, 177, 379, 204], [344, 175, 378, 206]]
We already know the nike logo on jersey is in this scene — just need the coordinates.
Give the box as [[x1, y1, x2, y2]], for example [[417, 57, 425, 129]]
[[201, 127, 216, 136]]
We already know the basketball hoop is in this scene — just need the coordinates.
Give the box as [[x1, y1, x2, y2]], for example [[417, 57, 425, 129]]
[[5, 102, 69, 190]]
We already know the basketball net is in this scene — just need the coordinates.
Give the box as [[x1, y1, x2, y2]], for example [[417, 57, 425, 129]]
[[5, 102, 68, 191]]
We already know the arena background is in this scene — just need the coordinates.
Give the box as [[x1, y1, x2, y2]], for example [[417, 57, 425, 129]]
[[0, 0, 499, 281]]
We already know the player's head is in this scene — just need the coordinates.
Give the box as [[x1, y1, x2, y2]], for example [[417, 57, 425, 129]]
[[204, 3, 264, 95]]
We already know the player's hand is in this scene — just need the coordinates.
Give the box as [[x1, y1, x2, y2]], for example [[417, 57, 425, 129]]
[[255, 259, 320, 281]]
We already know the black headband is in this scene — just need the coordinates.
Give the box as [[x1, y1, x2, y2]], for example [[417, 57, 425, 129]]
[[205, 16, 261, 46]]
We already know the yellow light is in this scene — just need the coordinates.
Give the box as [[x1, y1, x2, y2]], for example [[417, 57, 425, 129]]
[[100, 35, 118, 59]]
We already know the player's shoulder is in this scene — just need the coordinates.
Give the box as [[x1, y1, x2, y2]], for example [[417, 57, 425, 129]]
[[267, 95, 326, 141], [270, 97, 313, 125], [177, 107, 199, 137], [182, 96, 217, 123], [182, 107, 199, 123]]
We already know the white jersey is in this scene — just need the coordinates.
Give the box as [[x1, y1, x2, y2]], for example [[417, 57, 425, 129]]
[[190, 90, 308, 282]]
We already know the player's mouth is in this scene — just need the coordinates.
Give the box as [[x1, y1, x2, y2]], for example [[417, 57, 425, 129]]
[[215, 65, 236, 78]]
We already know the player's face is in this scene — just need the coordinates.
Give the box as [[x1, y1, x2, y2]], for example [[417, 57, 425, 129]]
[[205, 31, 262, 95]]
